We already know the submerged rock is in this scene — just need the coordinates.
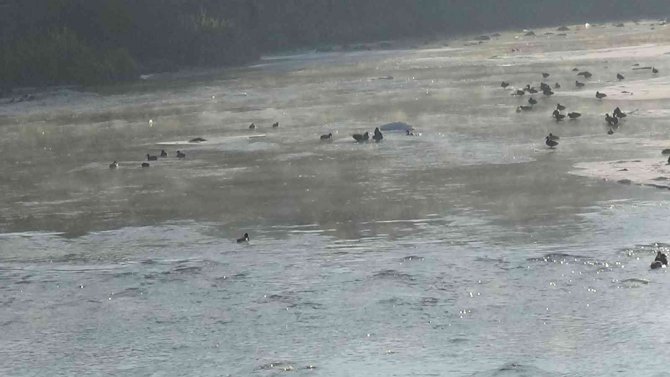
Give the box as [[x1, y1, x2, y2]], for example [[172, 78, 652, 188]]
[[379, 121, 414, 132]]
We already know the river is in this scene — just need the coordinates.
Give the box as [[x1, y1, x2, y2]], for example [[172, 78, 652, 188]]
[[1, 20, 670, 376]]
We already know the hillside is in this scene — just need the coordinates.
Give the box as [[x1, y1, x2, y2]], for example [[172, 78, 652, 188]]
[[1, 0, 669, 89]]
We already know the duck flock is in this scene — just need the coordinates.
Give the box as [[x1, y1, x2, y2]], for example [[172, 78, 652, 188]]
[[108, 148, 187, 169], [103, 27, 666, 252], [504, 62, 669, 269], [503, 64, 659, 149]]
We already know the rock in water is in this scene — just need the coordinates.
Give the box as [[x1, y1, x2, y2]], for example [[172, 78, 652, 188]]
[[379, 122, 414, 132]]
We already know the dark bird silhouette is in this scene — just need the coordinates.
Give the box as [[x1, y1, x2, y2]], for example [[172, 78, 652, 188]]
[[578, 71, 593, 79], [109, 161, 118, 169], [568, 112, 581, 119], [528, 97, 537, 105], [501, 81, 510, 88], [653, 67, 659, 74], [516, 105, 533, 112], [617, 73, 625, 80], [543, 89, 554, 96], [613, 107, 626, 118], [552, 109, 565, 121], [651, 251, 668, 269], [272, 122, 279, 128], [595, 91, 607, 99], [540, 82, 551, 91], [141, 162, 150, 168], [554, 82, 561, 89], [556, 104, 566, 111], [320, 133, 333, 141], [237, 233, 249, 243], [513, 89, 525, 96], [575, 80, 585, 88], [147, 154, 158, 161], [249, 123, 256, 129], [160, 150, 168, 157], [542, 72, 550, 78], [605, 113, 619, 127], [372, 127, 383, 142], [524, 84, 537, 93], [545, 135, 559, 148], [176, 150, 186, 158], [547, 133, 560, 141], [353, 132, 369, 142], [572, 67, 580, 72]]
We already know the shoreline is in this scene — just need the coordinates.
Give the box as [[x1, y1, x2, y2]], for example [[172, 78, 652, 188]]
[[2, 17, 665, 101]]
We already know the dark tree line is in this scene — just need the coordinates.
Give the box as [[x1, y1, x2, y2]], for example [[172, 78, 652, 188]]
[[1, 0, 669, 89]]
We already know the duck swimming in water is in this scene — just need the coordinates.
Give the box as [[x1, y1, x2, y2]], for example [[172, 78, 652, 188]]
[[516, 105, 533, 112], [372, 127, 383, 142], [552, 109, 565, 121], [605, 113, 619, 127], [651, 251, 668, 269], [578, 71, 593, 79], [554, 82, 561, 89], [556, 103, 566, 111], [320, 133, 333, 141], [109, 161, 119, 169], [160, 150, 168, 157], [596, 91, 607, 99], [141, 162, 150, 168], [237, 233, 249, 243], [249, 123, 256, 129], [542, 72, 550, 78], [528, 97, 537, 105], [545, 135, 559, 148], [617, 73, 625, 80], [526, 86, 538, 94], [352, 132, 369, 142], [272, 122, 279, 128], [147, 154, 158, 161], [176, 150, 186, 158], [653, 67, 659, 74], [501, 81, 510, 88], [613, 107, 626, 118], [568, 112, 581, 119], [575, 80, 585, 88]]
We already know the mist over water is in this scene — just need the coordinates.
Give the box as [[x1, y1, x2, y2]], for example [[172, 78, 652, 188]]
[[2, 21, 670, 376]]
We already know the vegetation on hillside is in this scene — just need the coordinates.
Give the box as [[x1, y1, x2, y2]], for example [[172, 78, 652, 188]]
[[1, 0, 668, 89]]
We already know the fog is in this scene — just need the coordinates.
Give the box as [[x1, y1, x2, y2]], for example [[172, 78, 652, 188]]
[[2, 5, 670, 377]]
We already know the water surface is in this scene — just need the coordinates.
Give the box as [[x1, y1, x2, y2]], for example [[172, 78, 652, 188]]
[[2, 21, 670, 376]]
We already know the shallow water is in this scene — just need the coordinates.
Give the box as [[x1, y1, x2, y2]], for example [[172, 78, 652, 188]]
[[2, 21, 670, 376]]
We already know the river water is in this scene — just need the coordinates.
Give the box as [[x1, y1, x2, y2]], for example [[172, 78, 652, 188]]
[[2, 21, 670, 376]]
